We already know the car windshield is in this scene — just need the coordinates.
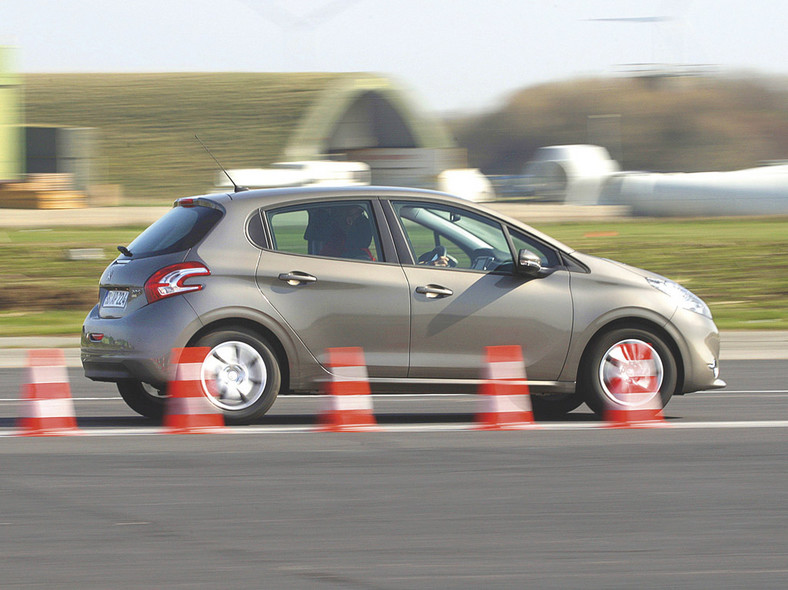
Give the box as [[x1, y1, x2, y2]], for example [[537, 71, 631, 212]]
[[125, 204, 223, 259]]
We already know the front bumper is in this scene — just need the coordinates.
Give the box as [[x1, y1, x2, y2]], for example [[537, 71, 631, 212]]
[[81, 296, 201, 387], [667, 308, 726, 393]]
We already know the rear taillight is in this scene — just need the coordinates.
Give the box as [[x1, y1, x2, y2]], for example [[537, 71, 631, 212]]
[[144, 262, 210, 304]]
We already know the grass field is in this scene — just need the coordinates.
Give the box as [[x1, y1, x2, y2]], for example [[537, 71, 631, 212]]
[[0, 217, 785, 336], [539, 217, 788, 330], [0, 227, 143, 336]]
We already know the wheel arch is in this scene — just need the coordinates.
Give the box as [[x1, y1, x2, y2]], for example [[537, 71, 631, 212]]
[[186, 317, 292, 393]]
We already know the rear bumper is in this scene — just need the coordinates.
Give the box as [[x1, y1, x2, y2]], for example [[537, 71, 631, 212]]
[[81, 297, 201, 387]]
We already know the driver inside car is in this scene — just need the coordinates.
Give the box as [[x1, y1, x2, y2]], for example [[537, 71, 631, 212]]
[[418, 245, 457, 267]]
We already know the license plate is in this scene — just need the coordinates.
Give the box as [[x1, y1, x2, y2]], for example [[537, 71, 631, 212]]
[[103, 290, 129, 309]]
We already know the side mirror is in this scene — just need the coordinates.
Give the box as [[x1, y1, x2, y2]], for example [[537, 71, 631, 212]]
[[517, 249, 543, 277]]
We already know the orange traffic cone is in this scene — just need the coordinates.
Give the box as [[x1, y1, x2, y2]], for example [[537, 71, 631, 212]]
[[603, 341, 668, 428], [476, 345, 536, 430], [318, 347, 378, 432], [164, 347, 226, 434], [17, 349, 81, 436]]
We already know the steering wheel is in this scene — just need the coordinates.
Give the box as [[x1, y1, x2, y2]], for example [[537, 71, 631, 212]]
[[417, 245, 458, 267], [469, 247, 498, 270]]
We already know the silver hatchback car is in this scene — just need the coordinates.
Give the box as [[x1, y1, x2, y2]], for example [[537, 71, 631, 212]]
[[82, 186, 724, 423]]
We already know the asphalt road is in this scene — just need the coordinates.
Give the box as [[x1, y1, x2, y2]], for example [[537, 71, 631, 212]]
[[1, 361, 787, 589]]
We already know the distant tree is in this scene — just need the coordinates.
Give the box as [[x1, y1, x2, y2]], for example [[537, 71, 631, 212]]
[[448, 75, 788, 174]]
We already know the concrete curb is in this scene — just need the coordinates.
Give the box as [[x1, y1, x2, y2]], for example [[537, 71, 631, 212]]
[[0, 206, 170, 228], [0, 332, 785, 368]]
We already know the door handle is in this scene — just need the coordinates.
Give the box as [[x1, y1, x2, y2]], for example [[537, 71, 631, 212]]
[[416, 284, 453, 299], [278, 272, 317, 286]]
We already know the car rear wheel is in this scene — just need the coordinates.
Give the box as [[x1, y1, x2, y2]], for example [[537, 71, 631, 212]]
[[117, 380, 167, 419], [581, 327, 677, 416], [193, 328, 282, 424]]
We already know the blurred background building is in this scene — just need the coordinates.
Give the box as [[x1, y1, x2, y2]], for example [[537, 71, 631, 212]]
[[215, 74, 477, 193], [0, 47, 94, 208], [0, 46, 23, 181]]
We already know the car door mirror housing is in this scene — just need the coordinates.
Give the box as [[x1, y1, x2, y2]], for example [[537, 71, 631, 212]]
[[517, 249, 543, 277]]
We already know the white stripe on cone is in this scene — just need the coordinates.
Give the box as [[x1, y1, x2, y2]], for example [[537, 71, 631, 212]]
[[323, 394, 374, 412], [28, 365, 69, 384], [331, 365, 369, 381], [23, 398, 76, 419], [175, 362, 203, 382], [485, 361, 526, 380], [482, 394, 531, 414]]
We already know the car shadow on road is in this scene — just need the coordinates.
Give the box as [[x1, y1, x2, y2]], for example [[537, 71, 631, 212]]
[[258, 410, 602, 426], [1, 410, 605, 430]]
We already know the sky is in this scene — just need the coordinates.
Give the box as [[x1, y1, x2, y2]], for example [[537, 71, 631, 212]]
[[1, 0, 787, 114]]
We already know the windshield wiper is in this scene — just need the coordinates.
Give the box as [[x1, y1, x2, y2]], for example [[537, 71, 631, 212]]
[[117, 245, 133, 257]]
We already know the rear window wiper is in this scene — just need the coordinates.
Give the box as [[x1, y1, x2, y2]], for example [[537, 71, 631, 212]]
[[117, 245, 133, 257]]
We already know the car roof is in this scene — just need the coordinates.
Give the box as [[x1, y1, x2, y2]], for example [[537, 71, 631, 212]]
[[201, 185, 462, 206], [187, 185, 575, 254]]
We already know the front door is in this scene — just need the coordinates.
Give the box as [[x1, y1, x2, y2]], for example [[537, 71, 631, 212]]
[[391, 200, 573, 380]]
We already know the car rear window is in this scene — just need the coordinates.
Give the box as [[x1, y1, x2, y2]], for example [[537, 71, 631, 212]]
[[126, 205, 223, 259]]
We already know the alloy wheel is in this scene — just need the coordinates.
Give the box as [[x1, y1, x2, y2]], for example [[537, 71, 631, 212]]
[[200, 340, 268, 411], [598, 339, 664, 407]]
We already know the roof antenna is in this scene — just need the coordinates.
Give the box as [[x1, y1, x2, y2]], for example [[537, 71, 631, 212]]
[[194, 134, 247, 193]]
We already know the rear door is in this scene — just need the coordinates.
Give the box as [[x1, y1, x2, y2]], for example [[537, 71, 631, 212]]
[[255, 199, 410, 378]]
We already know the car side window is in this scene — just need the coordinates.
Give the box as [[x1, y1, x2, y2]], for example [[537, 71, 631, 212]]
[[392, 201, 513, 272], [266, 201, 381, 262]]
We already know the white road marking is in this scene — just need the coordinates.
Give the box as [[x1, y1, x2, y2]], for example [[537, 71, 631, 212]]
[[690, 389, 788, 398], [0, 397, 122, 403], [3, 420, 788, 437], [0, 390, 785, 404]]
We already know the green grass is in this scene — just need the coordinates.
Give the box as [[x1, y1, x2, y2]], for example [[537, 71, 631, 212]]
[[535, 217, 788, 330], [1, 218, 786, 336], [0, 226, 145, 337], [0, 311, 91, 337]]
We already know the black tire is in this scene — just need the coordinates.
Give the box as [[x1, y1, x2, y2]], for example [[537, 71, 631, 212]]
[[531, 393, 584, 420], [581, 327, 677, 416], [117, 380, 167, 419], [192, 327, 282, 424]]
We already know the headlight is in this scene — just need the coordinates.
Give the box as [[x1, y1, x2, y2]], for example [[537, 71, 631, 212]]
[[647, 277, 712, 319]]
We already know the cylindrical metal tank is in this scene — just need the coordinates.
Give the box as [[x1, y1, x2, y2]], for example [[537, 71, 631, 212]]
[[610, 166, 788, 216]]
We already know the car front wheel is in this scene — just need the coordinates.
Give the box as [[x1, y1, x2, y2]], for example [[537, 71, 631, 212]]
[[581, 327, 677, 416]]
